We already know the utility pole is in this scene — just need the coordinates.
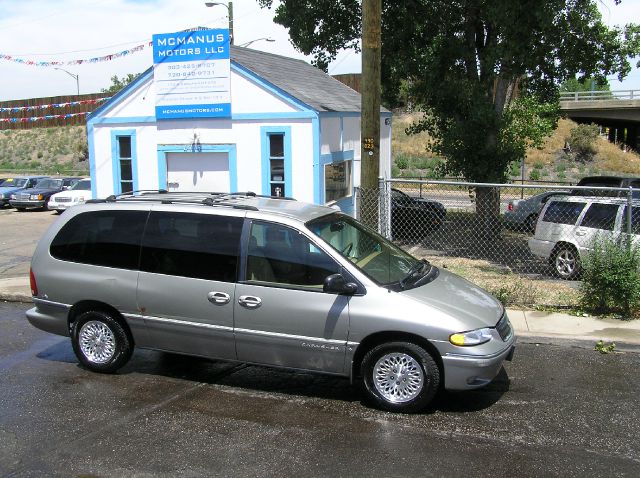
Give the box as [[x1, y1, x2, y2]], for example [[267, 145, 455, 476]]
[[360, 0, 381, 226]]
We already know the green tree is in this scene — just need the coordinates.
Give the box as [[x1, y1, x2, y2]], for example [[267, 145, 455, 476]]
[[560, 77, 611, 93], [259, 0, 640, 231], [100, 73, 140, 96]]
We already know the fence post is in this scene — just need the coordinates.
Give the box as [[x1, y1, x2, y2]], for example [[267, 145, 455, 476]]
[[378, 176, 392, 238], [627, 187, 633, 235]]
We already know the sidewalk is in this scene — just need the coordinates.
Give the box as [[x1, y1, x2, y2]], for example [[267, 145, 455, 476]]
[[2, 275, 640, 345]]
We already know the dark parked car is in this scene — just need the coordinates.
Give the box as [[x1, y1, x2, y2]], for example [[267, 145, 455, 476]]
[[9, 177, 81, 211], [0, 176, 49, 208], [571, 176, 640, 198], [391, 188, 446, 240]]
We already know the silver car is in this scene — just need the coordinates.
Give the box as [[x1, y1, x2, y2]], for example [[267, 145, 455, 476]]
[[504, 190, 569, 232], [27, 192, 515, 413]]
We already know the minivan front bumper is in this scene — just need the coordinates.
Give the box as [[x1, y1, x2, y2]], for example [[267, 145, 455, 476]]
[[441, 338, 516, 390]]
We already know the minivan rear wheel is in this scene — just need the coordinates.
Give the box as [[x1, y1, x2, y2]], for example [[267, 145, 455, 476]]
[[71, 310, 133, 373], [361, 342, 440, 413], [551, 244, 581, 280]]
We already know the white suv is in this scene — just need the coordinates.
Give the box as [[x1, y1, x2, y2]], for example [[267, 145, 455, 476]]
[[529, 196, 640, 279]]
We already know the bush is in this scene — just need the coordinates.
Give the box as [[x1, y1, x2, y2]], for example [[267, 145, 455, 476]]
[[529, 169, 541, 181], [394, 153, 410, 170], [580, 237, 640, 317], [567, 123, 600, 162]]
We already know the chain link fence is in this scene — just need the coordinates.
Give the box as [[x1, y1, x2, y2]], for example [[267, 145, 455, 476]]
[[355, 179, 639, 306]]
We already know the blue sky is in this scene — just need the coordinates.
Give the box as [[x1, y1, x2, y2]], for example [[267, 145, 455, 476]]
[[0, 0, 638, 101]]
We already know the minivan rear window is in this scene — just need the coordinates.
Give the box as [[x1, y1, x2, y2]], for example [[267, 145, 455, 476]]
[[542, 201, 587, 225], [50, 210, 148, 269]]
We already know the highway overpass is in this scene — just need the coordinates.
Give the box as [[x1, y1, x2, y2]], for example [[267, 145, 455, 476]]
[[560, 90, 640, 150]]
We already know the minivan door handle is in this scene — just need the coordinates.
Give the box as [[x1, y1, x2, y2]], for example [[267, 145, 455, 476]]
[[207, 291, 231, 305], [238, 295, 262, 309], [576, 228, 587, 236]]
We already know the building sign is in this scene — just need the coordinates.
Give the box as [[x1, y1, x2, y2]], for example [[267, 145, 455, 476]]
[[152, 29, 231, 119]]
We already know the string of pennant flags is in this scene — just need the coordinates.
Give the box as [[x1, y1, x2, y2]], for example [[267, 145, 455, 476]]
[[0, 42, 151, 67], [0, 97, 111, 113], [0, 112, 91, 123]]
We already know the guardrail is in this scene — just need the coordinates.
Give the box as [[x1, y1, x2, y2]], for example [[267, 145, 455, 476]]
[[560, 90, 638, 101]]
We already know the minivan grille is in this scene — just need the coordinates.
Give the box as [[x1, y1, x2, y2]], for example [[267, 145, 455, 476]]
[[496, 314, 513, 341]]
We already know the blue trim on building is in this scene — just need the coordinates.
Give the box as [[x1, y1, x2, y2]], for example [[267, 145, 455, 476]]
[[110, 129, 138, 194], [260, 126, 292, 197], [231, 63, 314, 113], [312, 116, 321, 204], [88, 67, 154, 122], [157, 144, 238, 192], [318, 150, 355, 204], [87, 123, 97, 199], [319, 150, 355, 165]]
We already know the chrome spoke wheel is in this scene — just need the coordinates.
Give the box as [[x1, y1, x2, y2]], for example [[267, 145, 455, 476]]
[[373, 352, 424, 404], [79, 320, 116, 364], [555, 249, 576, 277]]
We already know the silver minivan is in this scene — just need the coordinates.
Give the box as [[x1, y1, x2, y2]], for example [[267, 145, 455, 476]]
[[27, 192, 515, 413]]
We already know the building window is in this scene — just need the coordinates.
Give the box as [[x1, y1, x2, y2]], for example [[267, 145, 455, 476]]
[[268, 133, 285, 197], [325, 160, 352, 203], [118, 136, 133, 193]]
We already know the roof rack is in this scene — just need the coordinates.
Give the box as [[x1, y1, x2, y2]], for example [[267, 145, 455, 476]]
[[85, 190, 296, 211]]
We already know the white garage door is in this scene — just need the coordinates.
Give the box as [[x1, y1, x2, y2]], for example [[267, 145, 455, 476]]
[[166, 152, 230, 193]]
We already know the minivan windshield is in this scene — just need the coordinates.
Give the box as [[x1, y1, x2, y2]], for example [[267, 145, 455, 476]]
[[308, 213, 430, 288]]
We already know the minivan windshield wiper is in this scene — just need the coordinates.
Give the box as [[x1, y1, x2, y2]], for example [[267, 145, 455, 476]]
[[399, 259, 429, 289]]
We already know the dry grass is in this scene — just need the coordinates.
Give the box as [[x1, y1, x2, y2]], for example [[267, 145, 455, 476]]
[[391, 113, 433, 158], [417, 253, 579, 309]]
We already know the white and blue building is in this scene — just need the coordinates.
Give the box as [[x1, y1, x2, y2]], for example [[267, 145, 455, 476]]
[[87, 45, 392, 213]]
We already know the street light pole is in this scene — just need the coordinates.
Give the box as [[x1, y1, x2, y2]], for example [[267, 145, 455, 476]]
[[54, 68, 80, 95], [239, 37, 274, 48], [204, 1, 234, 45]]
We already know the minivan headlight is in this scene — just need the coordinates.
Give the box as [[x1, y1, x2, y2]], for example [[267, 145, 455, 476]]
[[449, 328, 493, 346], [30, 194, 43, 200]]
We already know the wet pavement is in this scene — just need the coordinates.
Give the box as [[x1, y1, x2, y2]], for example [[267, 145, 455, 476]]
[[1, 302, 640, 477]]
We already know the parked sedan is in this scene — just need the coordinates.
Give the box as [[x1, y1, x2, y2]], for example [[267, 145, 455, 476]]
[[0, 176, 49, 208], [48, 178, 92, 213], [391, 188, 446, 240], [10, 177, 81, 211], [504, 190, 569, 232]]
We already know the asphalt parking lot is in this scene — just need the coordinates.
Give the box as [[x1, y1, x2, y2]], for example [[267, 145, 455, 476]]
[[0, 208, 58, 278], [2, 301, 640, 477]]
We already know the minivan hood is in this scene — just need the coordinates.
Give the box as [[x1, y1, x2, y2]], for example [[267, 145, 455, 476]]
[[401, 268, 503, 328]]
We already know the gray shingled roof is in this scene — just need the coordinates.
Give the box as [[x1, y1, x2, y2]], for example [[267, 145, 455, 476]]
[[231, 46, 377, 113]]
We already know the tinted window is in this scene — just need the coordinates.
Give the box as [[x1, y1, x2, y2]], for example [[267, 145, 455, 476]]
[[50, 210, 148, 269], [246, 222, 339, 288], [542, 201, 587, 225], [580, 203, 619, 230], [140, 212, 242, 282]]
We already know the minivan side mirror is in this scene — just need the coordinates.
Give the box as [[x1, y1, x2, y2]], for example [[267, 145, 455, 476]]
[[323, 273, 358, 295]]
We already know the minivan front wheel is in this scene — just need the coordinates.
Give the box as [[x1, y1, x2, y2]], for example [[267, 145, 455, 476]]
[[552, 244, 581, 280], [361, 342, 440, 413], [71, 311, 133, 373]]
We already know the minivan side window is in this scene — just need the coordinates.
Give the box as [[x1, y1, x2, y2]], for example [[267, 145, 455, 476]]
[[140, 212, 243, 282], [542, 201, 587, 225], [580, 203, 619, 230], [50, 210, 148, 269], [246, 222, 339, 288]]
